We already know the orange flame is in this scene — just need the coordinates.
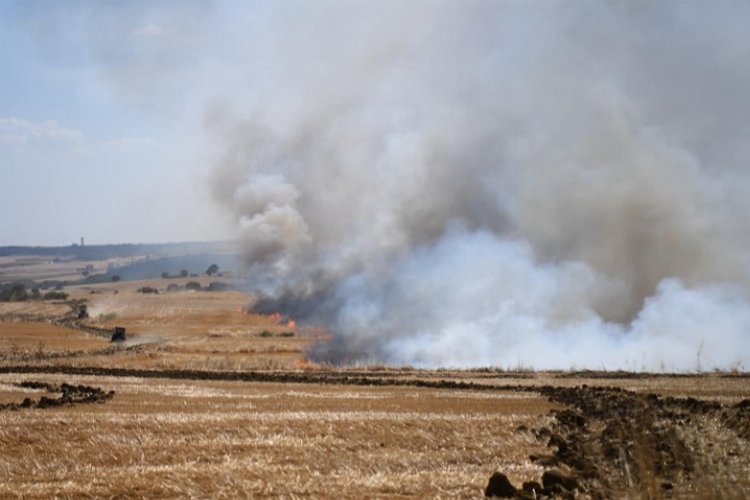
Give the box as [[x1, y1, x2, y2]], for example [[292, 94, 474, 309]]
[[295, 357, 319, 370]]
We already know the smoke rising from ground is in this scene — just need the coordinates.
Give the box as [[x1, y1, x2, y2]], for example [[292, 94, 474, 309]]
[[210, 1, 750, 370]]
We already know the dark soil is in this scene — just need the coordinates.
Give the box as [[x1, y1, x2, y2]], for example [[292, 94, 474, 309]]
[[0, 380, 114, 411], [526, 385, 750, 498], [485, 471, 518, 497], [0, 365, 536, 391]]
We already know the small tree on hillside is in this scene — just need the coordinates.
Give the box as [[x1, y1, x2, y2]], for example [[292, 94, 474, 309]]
[[43, 290, 68, 300], [180, 269, 188, 278], [185, 281, 202, 291], [206, 264, 219, 276], [0, 283, 28, 302]]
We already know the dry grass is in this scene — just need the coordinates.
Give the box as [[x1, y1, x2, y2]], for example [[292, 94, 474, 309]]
[[0, 301, 70, 317], [1, 279, 309, 370], [0, 374, 556, 498], [0, 255, 119, 282], [0, 322, 108, 356]]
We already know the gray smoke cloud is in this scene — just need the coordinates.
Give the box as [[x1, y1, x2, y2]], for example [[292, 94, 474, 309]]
[[210, 1, 750, 370]]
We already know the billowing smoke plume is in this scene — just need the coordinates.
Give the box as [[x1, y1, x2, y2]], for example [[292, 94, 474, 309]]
[[211, 1, 750, 370]]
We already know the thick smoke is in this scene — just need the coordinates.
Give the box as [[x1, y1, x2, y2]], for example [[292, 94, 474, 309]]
[[211, 1, 750, 370]]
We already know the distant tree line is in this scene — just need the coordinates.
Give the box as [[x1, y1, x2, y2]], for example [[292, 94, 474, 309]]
[[0, 278, 234, 302], [0, 283, 68, 302], [160, 269, 191, 279], [0, 241, 234, 259]]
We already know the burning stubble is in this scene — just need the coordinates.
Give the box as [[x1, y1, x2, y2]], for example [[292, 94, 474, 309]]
[[209, 2, 750, 370]]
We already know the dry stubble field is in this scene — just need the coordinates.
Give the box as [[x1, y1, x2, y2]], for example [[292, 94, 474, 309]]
[[1, 275, 749, 498]]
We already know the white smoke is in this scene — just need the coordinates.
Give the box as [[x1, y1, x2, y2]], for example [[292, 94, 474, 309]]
[[209, 1, 750, 370]]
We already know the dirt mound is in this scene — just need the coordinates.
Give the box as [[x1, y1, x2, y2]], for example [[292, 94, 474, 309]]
[[1, 380, 114, 411], [484, 469, 581, 499], [530, 385, 750, 498], [723, 399, 750, 440], [541, 469, 580, 492], [485, 472, 517, 497]]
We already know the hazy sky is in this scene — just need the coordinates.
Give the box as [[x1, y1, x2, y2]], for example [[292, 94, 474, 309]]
[[2, 0, 749, 250], [0, 0, 263, 246]]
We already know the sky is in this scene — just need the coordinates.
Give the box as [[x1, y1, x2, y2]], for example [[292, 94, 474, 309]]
[[0, 0, 258, 246], [2, 0, 749, 248]]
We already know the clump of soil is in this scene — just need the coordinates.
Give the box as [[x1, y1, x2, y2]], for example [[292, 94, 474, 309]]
[[485, 471, 517, 497], [0, 380, 114, 411], [485, 469, 580, 499], [723, 399, 750, 440]]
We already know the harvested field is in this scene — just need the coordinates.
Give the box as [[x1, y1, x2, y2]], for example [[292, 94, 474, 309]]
[[0, 279, 748, 498], [0, 373, 556, 498], [0, 366, 748, 498], [0, 322, 109, 357]]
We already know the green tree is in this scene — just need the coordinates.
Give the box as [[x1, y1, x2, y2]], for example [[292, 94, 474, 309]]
[[206, 264, 219, 276], [0, 283, 28, 302], [43, 290, 68, 300], [185, 281, 201, 291]]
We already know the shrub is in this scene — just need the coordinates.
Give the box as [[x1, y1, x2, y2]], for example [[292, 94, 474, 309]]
[[137, 287, 159, 294], [166, 283, 181, 292], [111, 275, 121, 282], [180, 269, 188, 278], [0, 283, 29, 302], [207, 281, 230, 291], [43, 290, 68, 301], [185, 281, 201, 291]]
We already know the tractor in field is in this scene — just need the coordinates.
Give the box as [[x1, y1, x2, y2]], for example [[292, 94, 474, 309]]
[[111, 326, 126, 342]]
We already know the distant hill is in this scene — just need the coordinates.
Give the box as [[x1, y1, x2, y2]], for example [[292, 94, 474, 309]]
[[107, 254, 241, 281], [0, 241, 243, 286], [0, 241, 238, 260]]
